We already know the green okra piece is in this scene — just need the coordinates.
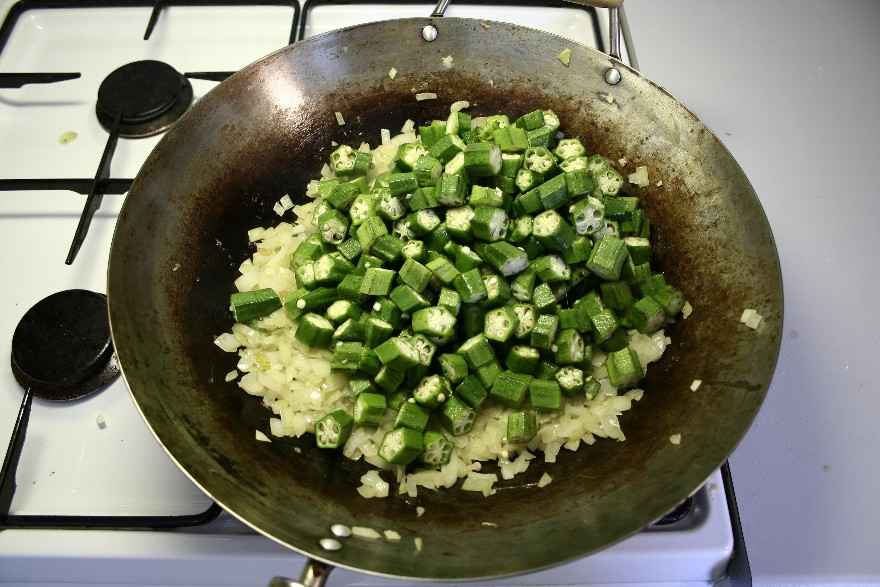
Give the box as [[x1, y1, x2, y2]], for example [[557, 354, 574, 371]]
[[536, 360, 560, 380], [476, 360, 503, 388], [437, 287, 462, 313], [511, 303, 538, 339], [453, 268, 488, 303], [454, 374, 488, 409], [230, 288, 281, 323], [421, 431, 454, 467], [378, 427, 424, 465], [533, 254, 571, 283], [506, 345, 541, 374], [397, 143, 429, 171], [606, 347, 644, 388], [530, 313, 559, 350], [507, 410, 538, 443], [413, 374, 452, 408], [554, 328, 585, 365], [315, 410, 354, 449], [482, 272, 512, 308], [426, 255, 461, 285], [469, 184, 505, 207], [331, 341, 364, 371], [399, 258, 433, 292], [439, 353, 469, 385], [528, 379, 562, 411], [490, 371, 532, 407], [414, 155, 443, 187], [532, 282, 558, 314], [508, 215, 533, 243], [374, 365, 405, 392], [532, 209, 577, 253], [477, 241, 529, 277], [463, 142, 502, 177], [457, 333, 496, 369], [446, 206, 475, 241], [411, 306, 457, 342], [395, 400, 430, 431], [294, 313, 335, 348], [483, 305, 519, 343], [440, 396, 477, 436], [430, 133, 467, 164], [555, 366, 584, 395], [374, 336, 422, 370]]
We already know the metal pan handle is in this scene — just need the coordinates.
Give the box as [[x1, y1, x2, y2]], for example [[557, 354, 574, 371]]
[[269, 559, 332, 587]]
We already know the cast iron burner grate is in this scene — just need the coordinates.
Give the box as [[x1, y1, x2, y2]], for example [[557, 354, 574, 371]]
[[96, 60, 194, 138]]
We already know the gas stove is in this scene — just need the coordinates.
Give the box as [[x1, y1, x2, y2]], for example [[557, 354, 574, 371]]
[[0, 1, 746, 585]]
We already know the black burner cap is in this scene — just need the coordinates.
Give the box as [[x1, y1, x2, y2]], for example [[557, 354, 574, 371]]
[[11, 290, 118, 401], [96, 60, 193, 138]]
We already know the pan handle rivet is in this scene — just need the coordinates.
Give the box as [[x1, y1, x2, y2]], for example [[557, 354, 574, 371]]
[[421, 24, 438, 42], [604, 67, 622, 85]]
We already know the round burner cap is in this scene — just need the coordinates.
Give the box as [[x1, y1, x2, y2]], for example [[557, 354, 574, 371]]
[[12, 290, 116, 401], [97, 60, 185, 123]]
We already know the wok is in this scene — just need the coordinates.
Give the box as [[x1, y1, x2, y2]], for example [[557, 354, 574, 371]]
[[107, 5, 783, 585]]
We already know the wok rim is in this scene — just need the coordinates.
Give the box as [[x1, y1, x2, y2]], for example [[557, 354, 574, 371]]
[[107, 16, 783, 581]]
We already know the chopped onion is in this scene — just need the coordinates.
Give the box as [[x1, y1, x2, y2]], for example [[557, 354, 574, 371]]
[[225, 369, 238, 382], [357, 470, 390, 498], [214, 333, 240, 353], [416, 506, 425, 517], [320, 163, 334, 179], [358, 142, 371, 153], [740, 308, 763, 330], [415, 92, 438, 102], [461, 472, 498, 497], [388, 67, 398, 80], [618, 157, 628, 167], [401, 119, 415, 134], [334, 111, 345, 126], [537, 472, 553, 488], [481, 521, 498, 528], [414, 536, 423, 553], [255, 430, 271, 442], [380, 128, 391, 145], [682, 301, 693, 319], [450, 100, 470, 113], [628, 165, 650, 187], [352, 526, 381, 540], [690, 379, 703, 392], [669, 434, 682, 445], [656, 179, 664, 187], [383, 529, 401, 542], [441, 55, 454, 69]]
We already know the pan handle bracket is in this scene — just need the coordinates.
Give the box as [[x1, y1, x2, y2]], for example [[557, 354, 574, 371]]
[[269, 559, 332, 587]]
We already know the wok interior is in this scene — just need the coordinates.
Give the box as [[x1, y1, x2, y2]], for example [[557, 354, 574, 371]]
[[108, 19, 782, 579]]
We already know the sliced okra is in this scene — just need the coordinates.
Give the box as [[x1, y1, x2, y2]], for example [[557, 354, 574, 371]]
[[490, 371, 532, 407], [606, 347, 644, 388], [511, 303, 538, 339], [421, 431, 454, 467], [230, 288, 281, 323], [294, 313, 335, 348], [315, 409, 354, 449], [507, 410, 538, 443], [440, 396, 476, 436], [483, 306, 520, 343], [413, 374, 452, 408], [528, 379, 562, 411], [506, 345, 541, 374], [378, 427, 424, 465], [471, 206, 509, 242]]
